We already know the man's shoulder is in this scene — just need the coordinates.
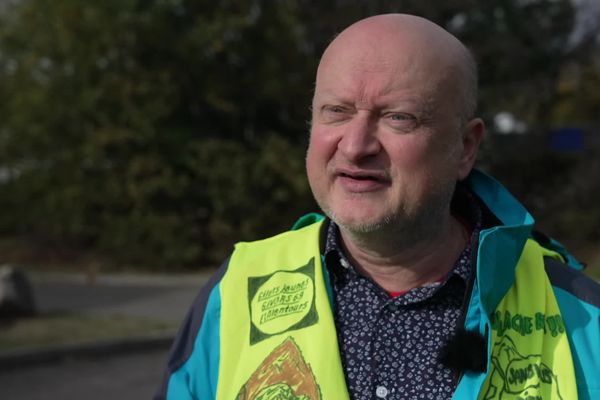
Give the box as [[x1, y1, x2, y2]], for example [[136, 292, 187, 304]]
[[544, 257, 600, 309]]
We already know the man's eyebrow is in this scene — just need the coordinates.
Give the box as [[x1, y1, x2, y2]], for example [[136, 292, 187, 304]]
[[374, 94, 433, 114], [314, 90, 353, 101], [315, 89, 437, 116]]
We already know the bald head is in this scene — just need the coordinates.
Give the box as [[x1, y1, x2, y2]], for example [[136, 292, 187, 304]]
[[316, 14, 478, 122]]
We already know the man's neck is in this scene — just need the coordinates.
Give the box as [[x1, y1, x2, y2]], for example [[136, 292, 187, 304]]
[[339, 214, 470, 293]]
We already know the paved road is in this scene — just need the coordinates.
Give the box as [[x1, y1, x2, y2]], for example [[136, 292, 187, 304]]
[[0, 347, 169, 399], [30, 271, 211, 323], [0, 270, 214, 399]]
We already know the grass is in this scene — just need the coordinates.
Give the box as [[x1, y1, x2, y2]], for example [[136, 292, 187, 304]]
[[0, 313, 178, 352]]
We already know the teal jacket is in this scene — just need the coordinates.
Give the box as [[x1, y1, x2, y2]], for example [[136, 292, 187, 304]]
[[155, 170, 600, 399]]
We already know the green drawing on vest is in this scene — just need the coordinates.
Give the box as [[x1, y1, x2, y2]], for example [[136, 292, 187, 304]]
[[482, 335, 563, 400], [490, 311, 565, 337], [236, 336, 322, 400], [254, 384, 309, 400], [248, 258, 318, 345]]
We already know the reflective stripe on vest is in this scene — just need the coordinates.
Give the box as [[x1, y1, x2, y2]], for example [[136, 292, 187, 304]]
[[217, 220, 349, 399]]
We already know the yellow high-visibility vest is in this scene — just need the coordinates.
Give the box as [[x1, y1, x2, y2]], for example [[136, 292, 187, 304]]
[[479, 240, 577, 400], [217, 221, 348, 399], [216, 220, 577, 400]]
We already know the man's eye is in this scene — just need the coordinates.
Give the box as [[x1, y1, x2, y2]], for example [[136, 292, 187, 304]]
[[386, 112, 418, 131], [320, 105, 352, 122], [323, 105, 347, 113], [390, 113, 412, 120]]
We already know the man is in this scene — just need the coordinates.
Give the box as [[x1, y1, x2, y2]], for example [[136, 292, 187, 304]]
[[156, 14, 600, 400]]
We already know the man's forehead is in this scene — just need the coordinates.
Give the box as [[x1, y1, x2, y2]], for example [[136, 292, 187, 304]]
[[314, 54, 447, 109], [316, 14, 468, 86], [313, 18, 469, 115]]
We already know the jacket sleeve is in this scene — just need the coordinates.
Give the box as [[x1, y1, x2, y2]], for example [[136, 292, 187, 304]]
[[154, 258, 230, 400]]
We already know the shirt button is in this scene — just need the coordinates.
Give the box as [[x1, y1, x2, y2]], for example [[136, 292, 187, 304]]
[[388, 304, 398, 312], [340, 258, 351, 269], [376, 385, 389, 398]]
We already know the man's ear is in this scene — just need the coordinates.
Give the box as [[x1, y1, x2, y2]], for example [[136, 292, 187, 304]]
[[457, 118, 485, 180]]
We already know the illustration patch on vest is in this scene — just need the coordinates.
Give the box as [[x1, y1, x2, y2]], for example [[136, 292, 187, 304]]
[[482, 335, 563, 400], [236, 336, 321, 400], [248, 258, 318, 345]]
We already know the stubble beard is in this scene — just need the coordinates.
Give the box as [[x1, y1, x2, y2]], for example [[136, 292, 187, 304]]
[[317, 180, 457, 251]]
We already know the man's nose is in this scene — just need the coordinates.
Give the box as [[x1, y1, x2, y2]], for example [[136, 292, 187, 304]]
[[337, 113, 381, 161]]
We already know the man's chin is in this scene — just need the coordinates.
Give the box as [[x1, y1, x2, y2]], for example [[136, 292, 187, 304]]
[[316, 197, 396, 233], [329, 212, 393, 234]]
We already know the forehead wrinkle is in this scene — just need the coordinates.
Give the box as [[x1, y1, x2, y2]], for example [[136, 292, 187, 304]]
[[349, 65, 419, 110], [316, 73, 436, 116]]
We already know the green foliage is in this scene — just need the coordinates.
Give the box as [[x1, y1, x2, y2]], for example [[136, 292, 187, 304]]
[[0, 0, 597, 269], [551, 55, 600, 124], [460, 0, 577, 122], [481, 134, 600, 243], [0, 0, 317, 268]]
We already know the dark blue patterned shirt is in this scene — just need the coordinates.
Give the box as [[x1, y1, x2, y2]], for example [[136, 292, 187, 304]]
[[325, 194, 481, 400]]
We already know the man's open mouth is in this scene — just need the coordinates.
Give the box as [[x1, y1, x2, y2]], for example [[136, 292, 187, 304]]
[[338, 170, 388, 182], [335, 169, 390, 191]]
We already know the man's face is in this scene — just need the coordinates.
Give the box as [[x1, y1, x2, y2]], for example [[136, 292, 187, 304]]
[[306, 33, 472, 233]]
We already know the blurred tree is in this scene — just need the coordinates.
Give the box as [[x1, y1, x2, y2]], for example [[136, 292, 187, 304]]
[[534, 46, 600, 242], [0, 0, 596, 269], [0, 0, 317, 268], [551, 53, 600, 125]]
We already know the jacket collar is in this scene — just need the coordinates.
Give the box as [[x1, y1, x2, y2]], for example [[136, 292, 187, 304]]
[[465, 169, 534, 315]]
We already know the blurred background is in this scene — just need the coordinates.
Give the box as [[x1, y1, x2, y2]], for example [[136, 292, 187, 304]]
[[0, 0, 599, 271], [0, 0, 598, 397]]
